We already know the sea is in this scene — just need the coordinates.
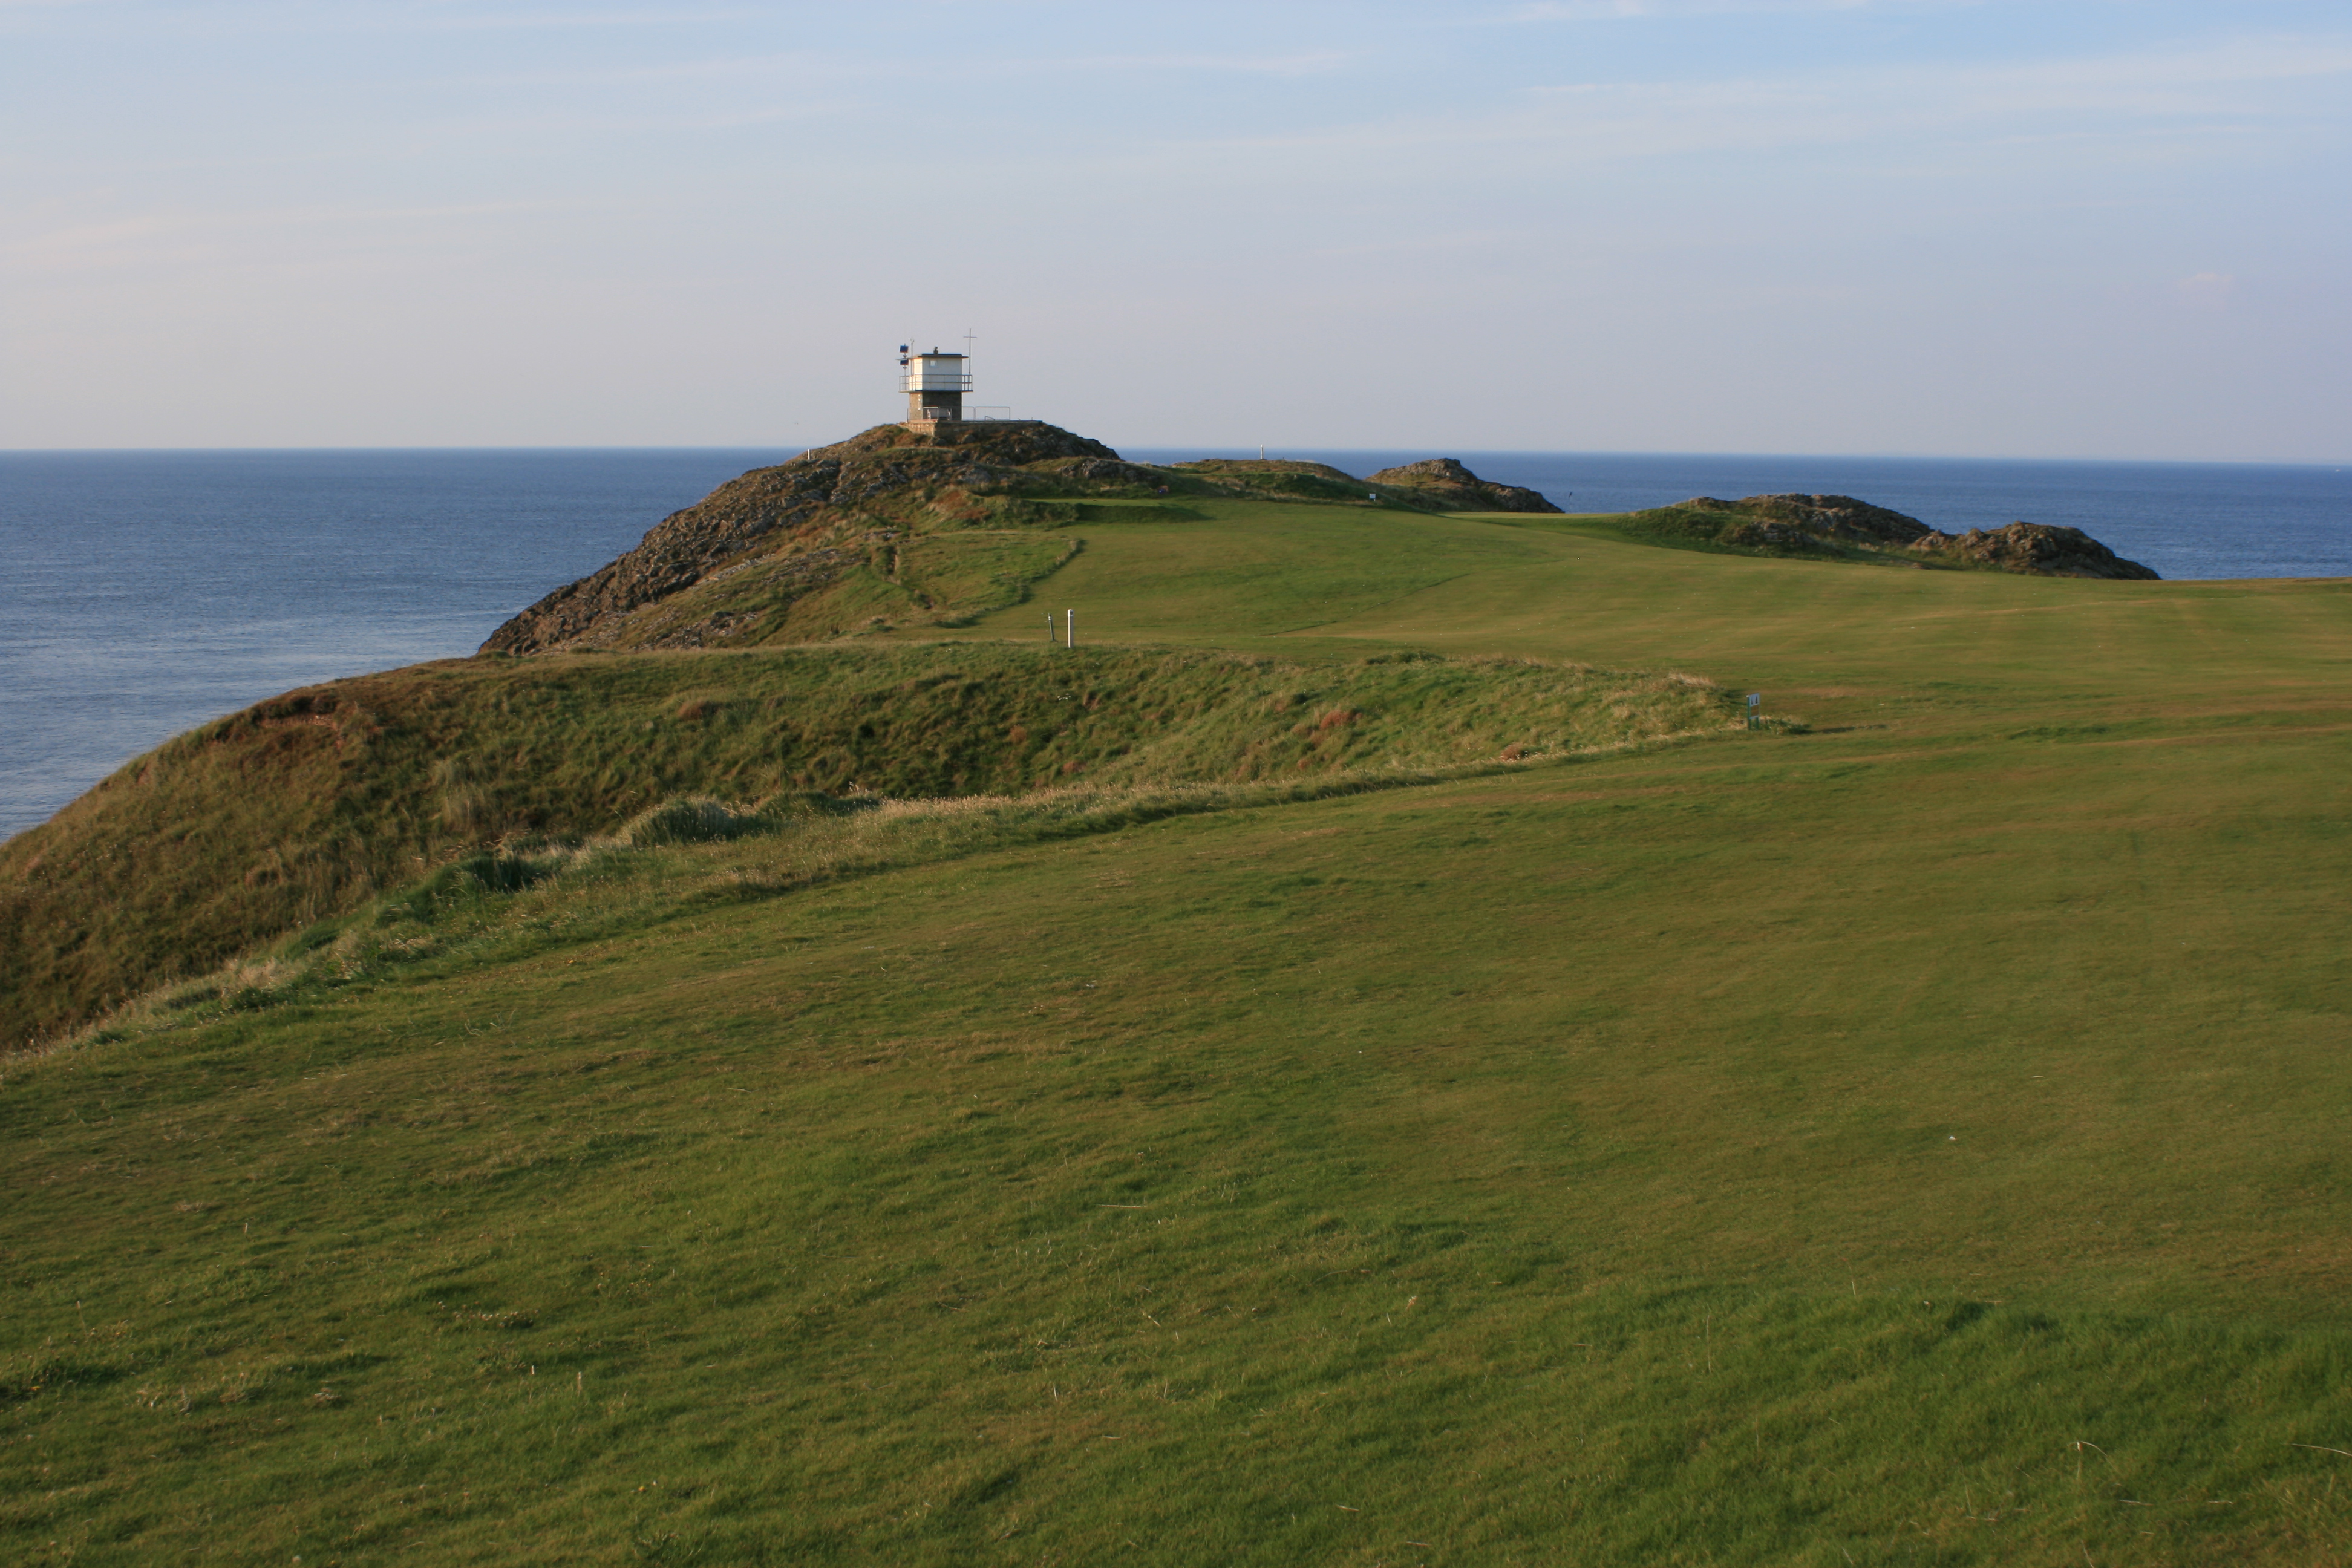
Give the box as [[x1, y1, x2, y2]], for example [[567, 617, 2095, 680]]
[[4, 446, 2348, 843]]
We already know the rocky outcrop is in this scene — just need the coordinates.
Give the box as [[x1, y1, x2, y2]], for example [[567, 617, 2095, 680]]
[[1160, 459, 1408, 508], [1365, 458, 1564, 514], [483, 421, 1127, 655], [1630, 493, 2158, 579], [1170, 459, 1364, 485], [1165, 456, 1564, 513], [1681, 494, 1933, 546], [1909, 521, 2158, 580]]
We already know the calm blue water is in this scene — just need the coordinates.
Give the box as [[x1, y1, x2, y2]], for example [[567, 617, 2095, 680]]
[[4, 446, 2348, 842], [0, 449, 792, 843]]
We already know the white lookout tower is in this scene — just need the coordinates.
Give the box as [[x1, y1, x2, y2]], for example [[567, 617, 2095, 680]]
[[898, 344, 971, 430]]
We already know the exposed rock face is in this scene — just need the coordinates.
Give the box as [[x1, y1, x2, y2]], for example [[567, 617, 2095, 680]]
[[1641, 493, 2158, 579], [1910, 521, 2159, 580], [1682, 494, 1935, 546], [483, 421, 1126, 655], [1365, 457, 1564, 514]]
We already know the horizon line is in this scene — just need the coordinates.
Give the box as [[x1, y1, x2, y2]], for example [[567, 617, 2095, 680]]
[[2, 444, 2347, 470]]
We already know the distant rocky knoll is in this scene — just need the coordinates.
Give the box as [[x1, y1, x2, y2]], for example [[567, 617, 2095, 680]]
[[484, 427, 1569, 655], [1168, 457, 1563, 514], [1163, 458, 1380, 502], [1627, 493, 2158, 580], [1916, 520, 2160, 579], [1364, 457, 1564, 514]]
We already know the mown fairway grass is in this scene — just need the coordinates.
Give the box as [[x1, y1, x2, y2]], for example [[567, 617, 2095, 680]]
[[4, 500, 2350, 1564]]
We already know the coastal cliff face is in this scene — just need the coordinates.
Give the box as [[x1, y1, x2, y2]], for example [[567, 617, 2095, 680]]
[[1364, 457, 1564, 514]]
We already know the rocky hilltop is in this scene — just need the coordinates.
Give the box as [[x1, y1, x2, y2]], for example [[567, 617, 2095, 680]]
[[1364, 457, 1563, 514], [1162, 457, 1560, 514], [483, 426, 1567, 655], [1915, 520, 2160, 578], [484, 421, 1155, 655], [1627, 493, 2158, 579]]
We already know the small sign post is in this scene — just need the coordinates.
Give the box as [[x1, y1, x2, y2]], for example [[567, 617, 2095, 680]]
[[1746, 693, 1762, 730], [1045, 612, 1054, 645]]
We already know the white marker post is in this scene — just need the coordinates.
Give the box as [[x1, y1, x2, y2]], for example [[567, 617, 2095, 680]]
[[1746, 693, 1762, 730], [1065, 609, 1076, 648], [1045, 612, 1054, 645]]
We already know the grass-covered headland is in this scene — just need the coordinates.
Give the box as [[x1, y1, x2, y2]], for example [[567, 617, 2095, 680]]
[[3, 431, 2348, 1565]]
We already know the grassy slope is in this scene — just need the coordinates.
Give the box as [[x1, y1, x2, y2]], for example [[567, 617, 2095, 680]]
[[0, 630, 1721, 1048], [595, 529, 1082, 647], [942, 497, 1570, 655], [4, 501, 2350, 1564]]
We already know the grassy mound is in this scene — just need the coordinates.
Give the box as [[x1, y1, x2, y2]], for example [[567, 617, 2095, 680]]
[[1590, 494, 2158, 578], [580, 529, 1082, 648], [0, 645, 1730, 1048], [1600, 495, 1939, 565]]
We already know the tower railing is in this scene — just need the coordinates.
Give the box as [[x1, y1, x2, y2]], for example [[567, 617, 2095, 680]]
[[898, 371, 973, 393]]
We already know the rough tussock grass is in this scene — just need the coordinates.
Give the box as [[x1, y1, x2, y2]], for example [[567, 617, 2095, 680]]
[[1, 643, 1730, 1050], [60, 724, 1734, 1056]]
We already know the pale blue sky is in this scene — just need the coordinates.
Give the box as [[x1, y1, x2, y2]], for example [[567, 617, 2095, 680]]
[[4, 1, 2346, 458]]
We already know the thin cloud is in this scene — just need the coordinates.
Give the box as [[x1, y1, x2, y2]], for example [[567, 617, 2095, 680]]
[[3, 200, 572, 272], [394, 4, 758, 29], [1508, 0, 1893, 16], [460, 51, 831, 88], [1963, 33, 2352, 102], [1038, 51, 1351, 77], [1160, 32, 2352, 171], [462, 45, 1346, 91]]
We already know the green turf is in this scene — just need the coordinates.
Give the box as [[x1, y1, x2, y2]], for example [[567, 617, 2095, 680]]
[[944, 498, 1568, 653], [592, 528, 1080, 647], [4, 498, 2350, 1564], [0, 639, 1724, 1050]]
